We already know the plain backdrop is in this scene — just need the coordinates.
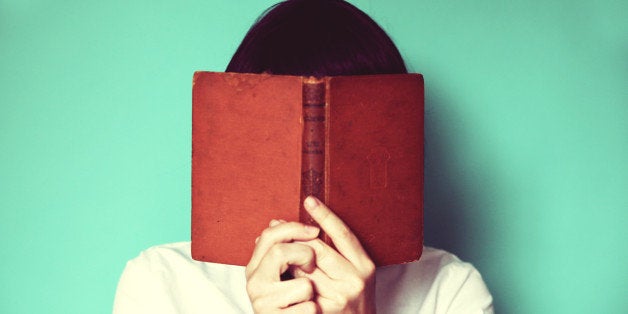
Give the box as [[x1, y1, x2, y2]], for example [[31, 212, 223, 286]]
[[1, 0, 626, 313]]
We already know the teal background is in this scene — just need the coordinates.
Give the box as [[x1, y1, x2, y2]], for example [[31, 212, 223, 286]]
[[1, 0, 626, 312]]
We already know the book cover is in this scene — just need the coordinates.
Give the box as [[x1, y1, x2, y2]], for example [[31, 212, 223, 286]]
[[192, 71, 424, 266]]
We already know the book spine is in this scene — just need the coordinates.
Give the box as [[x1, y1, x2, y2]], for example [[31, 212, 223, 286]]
[[300, 78, 326, 228]]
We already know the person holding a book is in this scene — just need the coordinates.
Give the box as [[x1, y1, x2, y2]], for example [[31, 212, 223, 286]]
[[113, 1, 494, 313]]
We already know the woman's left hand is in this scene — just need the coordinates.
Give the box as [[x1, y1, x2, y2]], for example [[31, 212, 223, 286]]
[[293, 196, 376, 314]]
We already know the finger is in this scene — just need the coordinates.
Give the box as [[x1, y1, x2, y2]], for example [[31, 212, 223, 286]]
[[295, 265, 374, 309], [258, 278, 316, 309], [255, 218, 286, 243], [303, 196, 369, 267], [268, 219, 287, 228], [293, 267, 337, 300], [278, 278, 315, 308], [247, 221, 320, 276], [280, 300, 318, 314], [297, 238, 354, 279], [249, 278, 315, 312], [255, 242, 316, 282]]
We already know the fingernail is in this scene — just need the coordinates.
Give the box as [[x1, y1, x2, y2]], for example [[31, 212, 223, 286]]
[[269, 219, 281, 227], [304, 196, 319, 210], [305, 224, 320, 235], [254, 236, 260, 244]]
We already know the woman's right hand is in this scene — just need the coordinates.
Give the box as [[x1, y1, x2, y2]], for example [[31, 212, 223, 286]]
[[245, 219, 321, 313]]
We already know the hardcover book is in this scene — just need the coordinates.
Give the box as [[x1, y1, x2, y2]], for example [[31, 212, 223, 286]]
[[192, 71, 424, 266]]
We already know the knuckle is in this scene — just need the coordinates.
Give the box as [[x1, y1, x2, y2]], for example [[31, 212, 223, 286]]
[[245, 277, 261, 297], [311, 242, 329, 262], [344, 275, 366, 297], [337, 224, 353, 241], [307, 238, 326, 254], [361, 260, 376, 276], [269, 243, 287, 259], [352, 278, 366, 293], [306, 245, 316, 263], [306, 238, 324, 251], [244, 262, 260, 280], [294, 277, 314, 297], [259, 227, 274, 242]]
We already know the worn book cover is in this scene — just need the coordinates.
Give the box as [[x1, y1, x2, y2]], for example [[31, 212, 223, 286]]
[[192, 71, 424, 266]]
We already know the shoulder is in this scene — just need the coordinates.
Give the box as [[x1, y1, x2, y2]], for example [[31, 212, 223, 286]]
[[125, 242, 194, 270], [113, 242, 252, 314], [416, 246, 485, 284], [376, 247, 494, 314], [119, 241, 247, 288]]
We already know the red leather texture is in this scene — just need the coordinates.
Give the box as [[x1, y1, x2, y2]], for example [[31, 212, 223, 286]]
[[192, 72, 424, 266], [327, 75, 424, 266]]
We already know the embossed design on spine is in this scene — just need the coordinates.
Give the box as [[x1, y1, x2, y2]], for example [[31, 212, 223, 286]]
[[300, 78, 326, 226]]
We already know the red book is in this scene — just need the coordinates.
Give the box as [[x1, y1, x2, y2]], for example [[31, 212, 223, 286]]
[[192, 72, 424, 266]]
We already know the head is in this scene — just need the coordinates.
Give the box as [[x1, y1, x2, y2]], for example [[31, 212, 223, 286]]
[[226, 0, 407, 77]]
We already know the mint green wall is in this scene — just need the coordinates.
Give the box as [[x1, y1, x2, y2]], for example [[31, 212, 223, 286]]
[[1, 1, 625, 313]]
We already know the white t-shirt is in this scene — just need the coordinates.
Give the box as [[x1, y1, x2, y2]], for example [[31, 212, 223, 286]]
[[113, 242, 493, 314]]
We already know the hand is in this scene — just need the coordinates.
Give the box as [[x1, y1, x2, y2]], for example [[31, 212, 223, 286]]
[[245, 219, 321, 313], [295, 196, 376, 314]]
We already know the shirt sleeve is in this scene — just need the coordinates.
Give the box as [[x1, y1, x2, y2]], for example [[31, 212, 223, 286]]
[[112, 244, 253, 314], [112, 251, 180, 314], [429, 261, 494, 314]]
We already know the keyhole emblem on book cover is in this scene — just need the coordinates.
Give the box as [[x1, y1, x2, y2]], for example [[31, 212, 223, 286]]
[[367, 148, 391, 189], [301, 169, 323, 198]]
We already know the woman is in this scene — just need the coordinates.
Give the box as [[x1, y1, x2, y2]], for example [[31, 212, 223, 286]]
[[113, 1, 494, 313]]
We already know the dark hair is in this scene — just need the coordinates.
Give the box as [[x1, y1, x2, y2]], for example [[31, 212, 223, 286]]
[[226, 0, 407, 76]]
